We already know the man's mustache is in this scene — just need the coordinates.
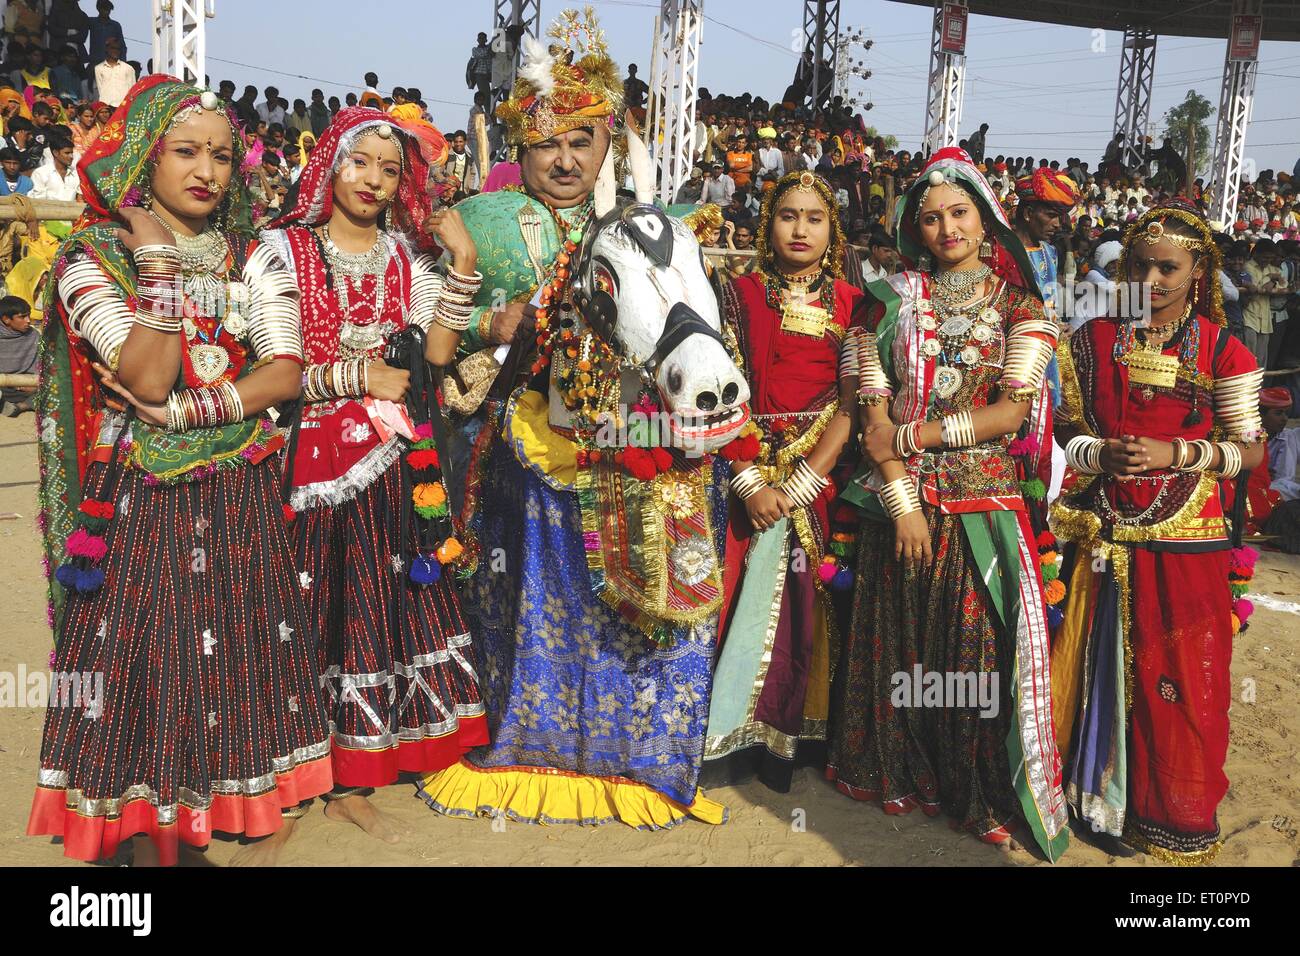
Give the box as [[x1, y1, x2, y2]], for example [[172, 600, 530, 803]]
[[549, 166, 581, 179]]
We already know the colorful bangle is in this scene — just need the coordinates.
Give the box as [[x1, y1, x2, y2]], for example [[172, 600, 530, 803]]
[[893, 420, 923, 460]]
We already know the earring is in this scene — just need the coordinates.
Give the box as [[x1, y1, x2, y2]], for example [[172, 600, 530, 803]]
[[138, 175, 153, 209], [215, 194, 230, 234], [918, 252, 933, 272], [821, 250, 831, 269], [979, 236, 992, 258]]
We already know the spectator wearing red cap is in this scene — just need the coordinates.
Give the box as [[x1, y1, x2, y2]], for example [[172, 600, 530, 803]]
[[1262, 386, 1300, 501]]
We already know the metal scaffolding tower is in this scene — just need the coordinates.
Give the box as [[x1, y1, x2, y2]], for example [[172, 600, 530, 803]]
[[1112, 28, 1158, 171], [152, 0, 213, 85], [647, 0, 703, 206], [1209, 0, 1263, 225], [923, 0, 966, 154], [800, 0, 841, 115], [491, 0, 541, 98]]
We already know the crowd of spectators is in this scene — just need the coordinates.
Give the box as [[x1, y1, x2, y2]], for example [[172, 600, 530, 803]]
[[1, 8, 1298, 418]]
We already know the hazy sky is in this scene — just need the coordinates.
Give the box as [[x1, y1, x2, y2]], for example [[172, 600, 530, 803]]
[[115, 0, 1300, 177]]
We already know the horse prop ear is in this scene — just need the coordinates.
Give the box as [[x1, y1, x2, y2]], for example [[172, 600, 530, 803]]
[[594, 129, 616, 218], [626, 124, 654, 205]]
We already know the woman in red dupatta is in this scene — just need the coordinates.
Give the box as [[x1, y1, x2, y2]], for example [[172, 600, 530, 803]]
[[701, 170, 864, 793], [1051, 199, 1265, 864], [257, 108, 489, 846]]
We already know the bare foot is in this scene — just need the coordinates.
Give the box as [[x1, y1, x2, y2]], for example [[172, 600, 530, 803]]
[[323, 794, 402, 844], [230, 816, 298, 867], [131, 835, 160, 867]]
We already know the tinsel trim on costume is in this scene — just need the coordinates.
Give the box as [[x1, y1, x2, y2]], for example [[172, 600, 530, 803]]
[[287, 435, 405, 512]]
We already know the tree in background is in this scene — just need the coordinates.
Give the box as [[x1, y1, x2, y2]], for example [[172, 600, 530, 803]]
[[1162, 89, 1216, 177]]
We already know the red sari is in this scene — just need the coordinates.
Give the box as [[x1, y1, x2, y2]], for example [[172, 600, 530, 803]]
[[1052, 313, 1257, 863], [702, 272, 866, 791]]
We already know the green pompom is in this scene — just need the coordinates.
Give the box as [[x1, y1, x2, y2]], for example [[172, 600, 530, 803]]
[[1020, 478, 1046, 500]]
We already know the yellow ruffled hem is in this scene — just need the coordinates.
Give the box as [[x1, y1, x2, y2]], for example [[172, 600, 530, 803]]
[[416, 759, 727, 830]]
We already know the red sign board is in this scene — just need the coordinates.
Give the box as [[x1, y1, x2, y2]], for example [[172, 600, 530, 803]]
[[940, 3, 968, 56], [1229, 14, 1262, 61]]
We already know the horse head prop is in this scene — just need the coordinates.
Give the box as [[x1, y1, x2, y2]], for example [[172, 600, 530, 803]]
[[569, 201, 750, 454]]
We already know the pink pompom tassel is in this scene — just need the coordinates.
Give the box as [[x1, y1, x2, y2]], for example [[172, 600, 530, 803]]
[[817, 560, 837, 584], [1234, 598, 1254, 623], [65, 527, 108, 561]]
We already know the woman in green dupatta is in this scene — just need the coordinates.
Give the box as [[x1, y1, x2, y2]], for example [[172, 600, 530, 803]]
[[27, 75, 332, 866], [827, 146, 1070, 861]]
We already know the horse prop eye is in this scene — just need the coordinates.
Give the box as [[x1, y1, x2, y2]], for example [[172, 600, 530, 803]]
[[593, 263, 615, 296]]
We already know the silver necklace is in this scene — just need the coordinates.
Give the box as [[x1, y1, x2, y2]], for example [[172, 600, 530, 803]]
[[321, 225, 390, 357], [145, 211, 231, 317], [932, 262, 992, 303]]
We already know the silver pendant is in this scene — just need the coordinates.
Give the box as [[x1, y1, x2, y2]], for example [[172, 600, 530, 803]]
[[933, 365, 963, 398], [971, 324, 994, 344], [940, 315, 973, 338], [960, 346, 981, 366], [978, 307, 1001, 325], [918, 314, 937, 332], [921, 338, 942, 358], [340, 321, 382, 353]]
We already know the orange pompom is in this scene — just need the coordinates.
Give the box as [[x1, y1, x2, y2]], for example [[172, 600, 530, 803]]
[[413, 482, 446, 509], [1043, 578, 1066, 605], [436, 537, 464, 564]]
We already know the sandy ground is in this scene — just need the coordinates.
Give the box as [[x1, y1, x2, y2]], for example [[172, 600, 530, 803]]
[[0, 410, 1296, 868]]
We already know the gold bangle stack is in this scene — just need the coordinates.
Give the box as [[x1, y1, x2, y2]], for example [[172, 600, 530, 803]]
[[893, 420, 923, 459], [165, 381, 243, 431], [779, 458, 829, 509], [1065, 434, 1104, 473], [879, 475, 922, 520], [730, 465, 768, 501], [940, 410, 976, 448], [476, 306, 495, 343]]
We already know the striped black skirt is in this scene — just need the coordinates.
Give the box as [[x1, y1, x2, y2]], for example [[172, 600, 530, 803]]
[[28, 453, 333, 864], [291, 456, 487, 788]]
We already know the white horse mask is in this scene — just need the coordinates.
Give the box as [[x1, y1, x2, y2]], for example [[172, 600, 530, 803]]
[[567, 201, 751, 454]]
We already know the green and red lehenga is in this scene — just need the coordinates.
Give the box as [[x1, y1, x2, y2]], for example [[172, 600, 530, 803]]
[[28, 77, 332, 864], [1050, 309, 1261, 865], [827, 146, 1069, 861], [702, 271, 866, 792], [830, 269, 1069, 860]]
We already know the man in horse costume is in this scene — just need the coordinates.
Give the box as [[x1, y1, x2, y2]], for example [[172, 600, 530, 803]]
[[418, 8, 752, 828]]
